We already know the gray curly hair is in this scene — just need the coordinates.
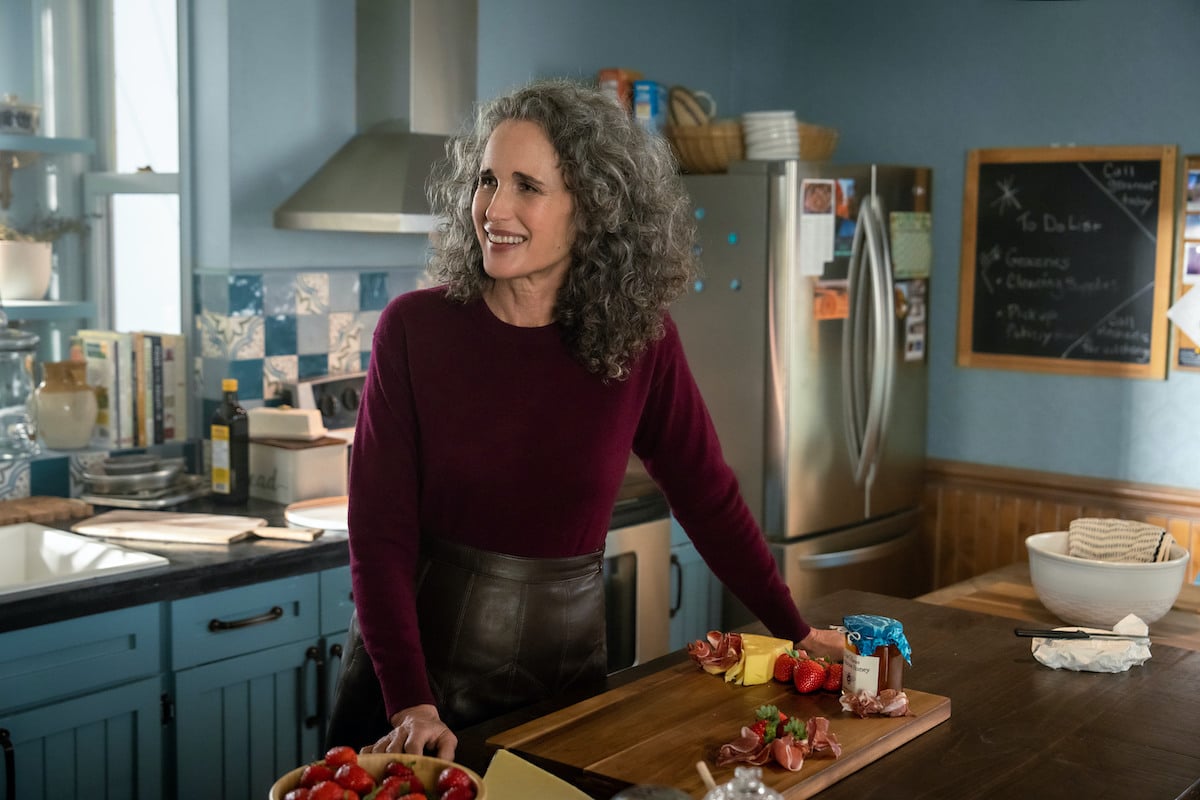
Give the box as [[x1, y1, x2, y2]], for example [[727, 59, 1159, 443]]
[[427, 78, 698, 380]]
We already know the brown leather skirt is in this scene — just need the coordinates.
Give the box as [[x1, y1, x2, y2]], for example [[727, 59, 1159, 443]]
[[326, 537, 607, 749]]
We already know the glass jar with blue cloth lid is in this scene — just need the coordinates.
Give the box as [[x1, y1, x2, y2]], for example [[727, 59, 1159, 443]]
[[841, 614, 913, 696]]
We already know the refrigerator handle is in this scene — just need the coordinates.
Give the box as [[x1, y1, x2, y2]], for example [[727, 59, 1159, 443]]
[[859, 203, 897, 479], [841, 199, 869, 480], [856, 200, 893, 507]]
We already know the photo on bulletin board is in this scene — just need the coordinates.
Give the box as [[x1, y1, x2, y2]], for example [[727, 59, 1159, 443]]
[[1172, 155, 1200, 372], [1185, 243, 1200, 285], [1187, 214, 1200, 239]]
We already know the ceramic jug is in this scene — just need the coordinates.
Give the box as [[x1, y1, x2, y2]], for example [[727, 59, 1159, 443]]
[[34, 360, 97, 450]]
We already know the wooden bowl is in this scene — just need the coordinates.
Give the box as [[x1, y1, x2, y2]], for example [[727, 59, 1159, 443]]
[[268, 752, 486, 799], [666, 120, 745, 174]]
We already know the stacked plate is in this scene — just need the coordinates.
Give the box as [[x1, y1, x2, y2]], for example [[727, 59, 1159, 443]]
[[741, 110, 799, 160]]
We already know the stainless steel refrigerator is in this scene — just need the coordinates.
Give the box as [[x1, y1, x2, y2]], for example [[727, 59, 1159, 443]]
[[673, 160, 933, 626]]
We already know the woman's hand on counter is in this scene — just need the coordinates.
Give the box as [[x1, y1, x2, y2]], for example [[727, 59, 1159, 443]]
[[361, 703, 458, 759], [799, 627, 847, 662]]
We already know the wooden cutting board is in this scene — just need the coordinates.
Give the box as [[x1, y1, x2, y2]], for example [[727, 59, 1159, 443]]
[[0, 496, 93, 525], [488, 660, 950, 798]]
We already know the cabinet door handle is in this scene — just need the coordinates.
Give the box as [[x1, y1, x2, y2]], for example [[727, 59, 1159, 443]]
[[304, 645, 324, 729], [208, 605, 284, 632], [669, 554, 683, 618], [2, 728, 14, 800]]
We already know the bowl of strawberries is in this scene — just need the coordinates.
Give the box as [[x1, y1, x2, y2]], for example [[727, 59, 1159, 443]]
[[269, 746, 486, 800]]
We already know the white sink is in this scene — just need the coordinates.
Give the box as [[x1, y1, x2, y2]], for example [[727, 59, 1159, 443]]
[[0, 522, 169, 596]]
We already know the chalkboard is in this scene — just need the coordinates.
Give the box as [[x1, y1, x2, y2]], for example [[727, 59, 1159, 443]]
[[958, 145, 1177, 378]]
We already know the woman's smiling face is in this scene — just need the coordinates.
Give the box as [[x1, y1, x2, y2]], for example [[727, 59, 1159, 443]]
[[472, 119, 576, 289]]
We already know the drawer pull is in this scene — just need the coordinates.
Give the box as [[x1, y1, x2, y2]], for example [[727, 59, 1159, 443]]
[[208, 605, 284, 632], [2, 727, 14, 800]]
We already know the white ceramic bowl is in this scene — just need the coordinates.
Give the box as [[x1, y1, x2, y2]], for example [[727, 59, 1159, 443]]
[[1025, 531, 1189, 628]]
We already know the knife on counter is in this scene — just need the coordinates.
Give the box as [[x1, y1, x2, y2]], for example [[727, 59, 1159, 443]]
[[1013, 627, 1150, 642]]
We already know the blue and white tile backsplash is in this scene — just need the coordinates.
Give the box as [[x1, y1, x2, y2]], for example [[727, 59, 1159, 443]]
[[195, 267, 425, 422], [1, 267, 424, 501]]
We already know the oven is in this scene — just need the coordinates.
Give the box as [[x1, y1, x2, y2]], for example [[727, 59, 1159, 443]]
[[603, 458, 672, 673]]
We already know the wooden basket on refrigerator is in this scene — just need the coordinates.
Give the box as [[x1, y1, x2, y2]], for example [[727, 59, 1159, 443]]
[[797, 122, 839, 161], [666, 120, 745, 174]]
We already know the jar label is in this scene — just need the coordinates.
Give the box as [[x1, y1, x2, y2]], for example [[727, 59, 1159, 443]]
[[844, 648, 881, 696], [211, 424, 231, 493]]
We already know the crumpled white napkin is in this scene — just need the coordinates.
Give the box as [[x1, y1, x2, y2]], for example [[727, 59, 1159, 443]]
[[1031, 613, 1152, 673]]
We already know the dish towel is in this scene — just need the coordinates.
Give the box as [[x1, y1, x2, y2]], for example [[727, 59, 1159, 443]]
[[1067, 518, 1175, 563]]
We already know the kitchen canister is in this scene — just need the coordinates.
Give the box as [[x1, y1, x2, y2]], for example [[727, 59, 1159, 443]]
[[34, 360, 98, 450]]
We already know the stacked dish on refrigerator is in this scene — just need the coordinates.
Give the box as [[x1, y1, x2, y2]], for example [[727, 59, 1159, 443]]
[[741, 110, 799, 159]]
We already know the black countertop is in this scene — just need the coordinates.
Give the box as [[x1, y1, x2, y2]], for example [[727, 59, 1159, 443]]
[[0, 488, 669, 635], [0, 496, 348, 634]]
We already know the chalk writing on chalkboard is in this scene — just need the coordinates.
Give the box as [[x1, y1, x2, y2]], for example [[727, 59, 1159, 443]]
[[958, 146, 1176, 379]]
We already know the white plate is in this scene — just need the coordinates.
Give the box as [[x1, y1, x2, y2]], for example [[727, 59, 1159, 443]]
[[284, 495, 349, 533]]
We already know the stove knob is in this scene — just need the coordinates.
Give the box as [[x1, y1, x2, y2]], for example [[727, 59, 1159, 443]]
[[341, 387, 360, 412], [318, 393, 338, 419]]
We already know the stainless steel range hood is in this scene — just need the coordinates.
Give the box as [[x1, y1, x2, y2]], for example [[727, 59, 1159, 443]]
[[274, 0, 477, 234]]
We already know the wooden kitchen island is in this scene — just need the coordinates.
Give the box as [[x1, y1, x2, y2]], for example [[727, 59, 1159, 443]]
[[457, 573, 1200, 799]]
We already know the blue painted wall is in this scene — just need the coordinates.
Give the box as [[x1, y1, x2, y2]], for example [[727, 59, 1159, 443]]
[[472, 0, 1200, 490], [6, 0, 1178, 491]]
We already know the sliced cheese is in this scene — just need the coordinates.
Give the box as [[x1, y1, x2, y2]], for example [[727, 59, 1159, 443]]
[[726, 634, 793, 685]]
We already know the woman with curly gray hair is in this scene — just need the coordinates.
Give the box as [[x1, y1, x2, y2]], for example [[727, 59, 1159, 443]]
[[331, 78, 844, 759]]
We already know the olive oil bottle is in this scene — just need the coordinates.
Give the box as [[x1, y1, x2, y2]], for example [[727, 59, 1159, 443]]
[[210, 378, 249, 504]]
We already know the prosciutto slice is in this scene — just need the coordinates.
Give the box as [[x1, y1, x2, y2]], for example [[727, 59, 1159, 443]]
[[839, 689, 911, 718], [716, 726, 773, 766], [688, 630, 743, 674], [718, 717, 841, 773]]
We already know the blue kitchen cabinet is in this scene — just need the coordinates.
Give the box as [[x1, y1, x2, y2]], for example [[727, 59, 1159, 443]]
[[0, 603, 164, 799], [668, 517, 722, 652], [318, 566, 353, 748], [168, 575, 323, 799], [0, 676, 163, 799]]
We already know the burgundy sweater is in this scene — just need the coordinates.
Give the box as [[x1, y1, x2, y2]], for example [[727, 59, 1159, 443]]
[[348, 286, 810, 718]]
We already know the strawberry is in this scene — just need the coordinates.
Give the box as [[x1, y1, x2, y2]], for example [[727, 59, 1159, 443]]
[[780, 717, 807, 741], [772, 649, 799, 682], [300, 764, 334, 788], [436, 766, 476, 797], [749, 719, 769, 743], [384, 761, 418, 781], [307, 781, 352, 800], [333, 763, 374, 795], [381, 772, 424, 795], [284, 789, 312, 800], [323, 746, 358, 769], [823, 662, 844, 692], [792, 657, 827, 693], [442, 787, 476, 800]]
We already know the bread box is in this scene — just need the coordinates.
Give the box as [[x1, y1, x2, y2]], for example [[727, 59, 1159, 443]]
[[249, 435, 348, 504]]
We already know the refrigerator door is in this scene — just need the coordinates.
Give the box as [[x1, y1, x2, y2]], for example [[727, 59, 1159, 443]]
[[675, 162, 930, 542], [770, 508, 927, 605]]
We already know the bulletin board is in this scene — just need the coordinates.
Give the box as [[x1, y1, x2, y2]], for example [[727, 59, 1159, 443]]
[[1172, 154, 1200, 371], [958, 145, 1178, 379]]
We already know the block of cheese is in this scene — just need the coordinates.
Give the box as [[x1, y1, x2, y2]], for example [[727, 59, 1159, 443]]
[[724, 634, 793, 685]]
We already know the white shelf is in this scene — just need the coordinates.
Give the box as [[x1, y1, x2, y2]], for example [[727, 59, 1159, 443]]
[[1, 300, 96, 321], [0, 133, 96, 156]]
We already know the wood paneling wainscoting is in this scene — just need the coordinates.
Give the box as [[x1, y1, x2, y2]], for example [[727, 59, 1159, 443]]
[[921, 459, 1200, 591]]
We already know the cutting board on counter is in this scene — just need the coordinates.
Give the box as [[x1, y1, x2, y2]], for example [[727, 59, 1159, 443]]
[[0, 496, 93, 525], [488, 660, 950, 798]]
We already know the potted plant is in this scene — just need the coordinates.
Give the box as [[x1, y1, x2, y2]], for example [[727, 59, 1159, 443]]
[[0, 213, 89, 301]]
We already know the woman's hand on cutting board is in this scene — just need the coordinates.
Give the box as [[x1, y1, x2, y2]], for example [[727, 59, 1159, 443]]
[[799, 627, 848, 662], [360, 703, 458, 760]]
